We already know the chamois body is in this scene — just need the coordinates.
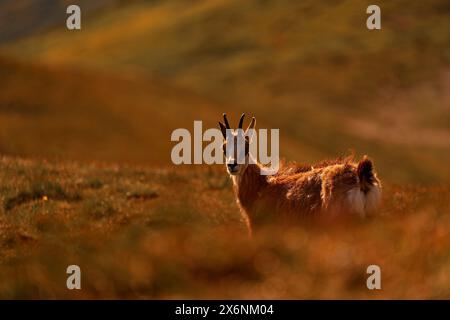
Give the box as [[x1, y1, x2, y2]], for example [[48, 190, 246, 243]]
[[218, 113, 382, 234], [231, 158, 381, 231]]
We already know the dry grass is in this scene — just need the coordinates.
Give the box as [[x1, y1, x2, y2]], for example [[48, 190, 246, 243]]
[[0, 157, 448, 299]]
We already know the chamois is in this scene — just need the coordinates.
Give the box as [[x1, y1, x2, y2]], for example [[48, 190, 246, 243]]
[[219, 113, 381, 234]]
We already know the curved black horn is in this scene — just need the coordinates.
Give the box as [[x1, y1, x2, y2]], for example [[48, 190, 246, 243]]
[[238, 113, 245, 129], [223, 113, 231, 129], [245, 117, 256, 133]]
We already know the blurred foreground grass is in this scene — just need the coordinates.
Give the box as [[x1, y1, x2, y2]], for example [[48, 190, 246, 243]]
[[0, 156, 448, 299]]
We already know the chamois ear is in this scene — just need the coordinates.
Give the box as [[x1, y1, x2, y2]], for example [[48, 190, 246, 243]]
[[245, 117, 256, 140], [219, 122, 227, 139]]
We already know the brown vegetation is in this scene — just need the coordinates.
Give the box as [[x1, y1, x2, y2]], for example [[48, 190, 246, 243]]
[[0, 157, 448, 298]]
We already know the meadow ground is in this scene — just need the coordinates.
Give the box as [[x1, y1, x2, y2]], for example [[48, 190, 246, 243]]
[[0, 156, 448, 299]]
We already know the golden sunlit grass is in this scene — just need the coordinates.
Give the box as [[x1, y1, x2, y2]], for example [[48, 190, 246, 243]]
[[0, 156, 448, 299]]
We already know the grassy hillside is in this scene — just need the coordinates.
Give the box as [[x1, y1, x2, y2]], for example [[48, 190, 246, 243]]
[[0, 0, 121, 43], [0, 55, 226, 165], [0, 156, 449, 299], [2, 54, 447, 183], [1, 0, 449, 183]]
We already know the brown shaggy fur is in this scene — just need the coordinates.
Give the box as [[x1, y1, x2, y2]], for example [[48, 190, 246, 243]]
[[232, 156, 381, 233]]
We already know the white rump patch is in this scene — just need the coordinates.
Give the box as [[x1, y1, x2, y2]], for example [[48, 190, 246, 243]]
[[347, 184, 382, 217], [347, 188, 365, 217], [364, 183, 382, 215]]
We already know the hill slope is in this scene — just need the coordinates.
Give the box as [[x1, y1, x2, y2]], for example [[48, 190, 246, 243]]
[[0, 55, 224, 165], [1, 58, 449, 183], [0, 0, 449, 183]]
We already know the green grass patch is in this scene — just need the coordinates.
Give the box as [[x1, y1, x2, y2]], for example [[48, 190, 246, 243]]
[[3, 181, 81, 211]]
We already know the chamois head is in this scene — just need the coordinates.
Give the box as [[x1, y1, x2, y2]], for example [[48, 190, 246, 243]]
[[219, 113, 256, 176]]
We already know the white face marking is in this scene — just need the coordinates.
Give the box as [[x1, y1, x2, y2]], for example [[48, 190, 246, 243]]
[[224, 130, 248, 176]]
